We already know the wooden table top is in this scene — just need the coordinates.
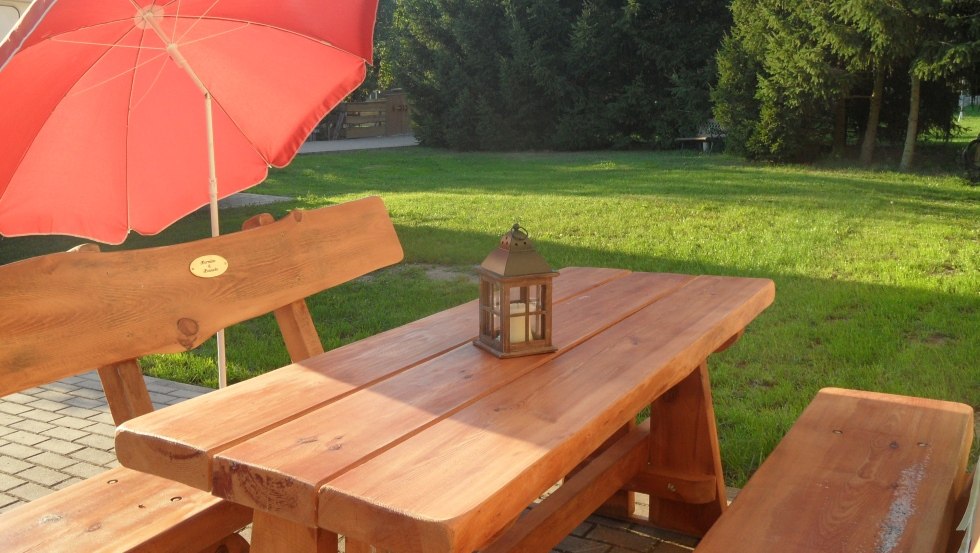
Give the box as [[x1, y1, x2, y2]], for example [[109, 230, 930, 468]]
[[116, 267, 774, 553]]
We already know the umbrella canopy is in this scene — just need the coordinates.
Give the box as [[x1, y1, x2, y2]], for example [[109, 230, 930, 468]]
[[0, 0, 378, 244]]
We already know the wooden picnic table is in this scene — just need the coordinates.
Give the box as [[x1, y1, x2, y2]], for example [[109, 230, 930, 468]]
[[115, 267, 774, 553]]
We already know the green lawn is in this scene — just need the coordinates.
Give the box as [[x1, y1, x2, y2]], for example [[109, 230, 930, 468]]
[[1, 110, 978, 485]]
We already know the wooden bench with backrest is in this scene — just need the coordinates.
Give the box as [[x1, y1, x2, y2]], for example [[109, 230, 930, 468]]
[[694, 387, 977, 553], [0, 196, 403, 552]]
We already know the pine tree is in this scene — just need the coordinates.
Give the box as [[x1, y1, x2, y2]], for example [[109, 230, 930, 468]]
[[714, 0, 847, 161], [392, 0, 731, 151]]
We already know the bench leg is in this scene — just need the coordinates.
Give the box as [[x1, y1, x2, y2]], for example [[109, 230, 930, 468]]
[[98, 359, 155, 425], [639, 361, 726, 536]]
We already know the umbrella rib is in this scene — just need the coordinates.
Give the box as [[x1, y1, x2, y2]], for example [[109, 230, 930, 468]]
[[50, 37, 166, 51], [7, 17, 159, 59], [172, 0, 182, 43], [128, 51, 171, 111], [209, 92, 274, 167], [177, 21, 252, 48], [173, 0, 223, 45], [65, 50, 169, 99]]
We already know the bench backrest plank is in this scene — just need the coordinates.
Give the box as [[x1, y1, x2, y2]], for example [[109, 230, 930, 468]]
[[0, 196, 403, 396]]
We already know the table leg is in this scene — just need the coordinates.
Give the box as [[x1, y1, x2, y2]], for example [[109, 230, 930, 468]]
[[251, 510, 338, 553], [640, 361, 727, 536]]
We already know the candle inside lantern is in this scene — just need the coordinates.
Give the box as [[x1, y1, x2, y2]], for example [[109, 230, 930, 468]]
[[510, 301, 527, 343]]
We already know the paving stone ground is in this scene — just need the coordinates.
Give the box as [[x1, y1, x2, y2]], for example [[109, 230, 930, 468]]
[[0, 371, 208, 514], [0, 372, 702, 551]]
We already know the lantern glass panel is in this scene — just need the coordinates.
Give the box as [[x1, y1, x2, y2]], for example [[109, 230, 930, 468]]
[[492, 281, 502, 344], [479, 278, 503, 347]]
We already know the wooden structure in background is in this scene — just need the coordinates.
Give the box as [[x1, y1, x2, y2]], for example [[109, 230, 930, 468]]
[[315, 90, 412, 141]]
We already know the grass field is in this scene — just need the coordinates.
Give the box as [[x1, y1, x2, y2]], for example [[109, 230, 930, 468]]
[[1, 109, 978, 484]]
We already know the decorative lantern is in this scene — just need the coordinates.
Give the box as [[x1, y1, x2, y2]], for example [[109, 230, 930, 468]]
[[474, 224, 558, 358]]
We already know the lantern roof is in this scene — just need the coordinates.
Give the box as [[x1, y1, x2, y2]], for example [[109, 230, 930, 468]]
[[479, 224, 555, 278]]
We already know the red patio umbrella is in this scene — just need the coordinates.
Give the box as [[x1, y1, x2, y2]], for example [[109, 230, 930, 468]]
[[0, 0, 377, 243], [0, 0, 379, 386]]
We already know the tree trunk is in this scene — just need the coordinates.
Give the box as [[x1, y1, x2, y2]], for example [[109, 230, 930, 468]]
[[900, 73, 921, 172], [832, 91, 847, 158], [859, 65, 885, 166]]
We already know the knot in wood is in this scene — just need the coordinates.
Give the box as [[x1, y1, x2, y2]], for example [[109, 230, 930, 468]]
[[177, 318, 199, 349]]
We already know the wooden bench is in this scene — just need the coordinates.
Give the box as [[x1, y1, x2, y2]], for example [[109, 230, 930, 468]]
[[0, 196, 403, 552], [695, 388, 977, 552]]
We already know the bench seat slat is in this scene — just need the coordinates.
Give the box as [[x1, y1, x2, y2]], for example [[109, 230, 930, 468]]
[[695, 388, 975, 553], [0, 466, 251, 553]]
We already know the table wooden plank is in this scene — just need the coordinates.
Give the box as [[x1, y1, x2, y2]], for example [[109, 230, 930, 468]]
[[210, 272, 696, 525], [117, 267, 629, 490], [317, 276, 774, 553]]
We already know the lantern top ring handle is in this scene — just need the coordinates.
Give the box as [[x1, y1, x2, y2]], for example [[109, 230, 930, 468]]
[[511, 224, 528, 240]]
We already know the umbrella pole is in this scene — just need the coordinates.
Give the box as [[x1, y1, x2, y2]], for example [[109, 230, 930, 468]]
[[147, 20, 229, 388], [206, 93, 220, 239], [205, 91, 228, 389]]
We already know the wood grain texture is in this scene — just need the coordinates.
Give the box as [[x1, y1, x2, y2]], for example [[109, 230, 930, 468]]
[[211, 272, 694, 525], [251, 510, 337, 553], [627, 468, 718, 505], [273, 300, 326, 363], [695, 388, 975, 553], [316, 276, 774, 553], [0, 196, 403, 395], [584, 421, 638, 519], [243, 212, 325, 363], [0, 466, 251, 553], [482, 421, 651, 553], [116, 267, 632, 490], [644, 362, 726, 535], [98, 359, 155, 425]]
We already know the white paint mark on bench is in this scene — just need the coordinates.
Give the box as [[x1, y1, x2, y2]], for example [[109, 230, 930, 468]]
[[876, 455, 928, 553]]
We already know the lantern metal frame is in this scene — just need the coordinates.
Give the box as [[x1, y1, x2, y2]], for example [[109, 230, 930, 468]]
[[474, 225, 557, 358]]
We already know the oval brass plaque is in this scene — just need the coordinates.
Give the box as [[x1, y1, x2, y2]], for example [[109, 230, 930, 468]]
[[189, 255, 229, 278]]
